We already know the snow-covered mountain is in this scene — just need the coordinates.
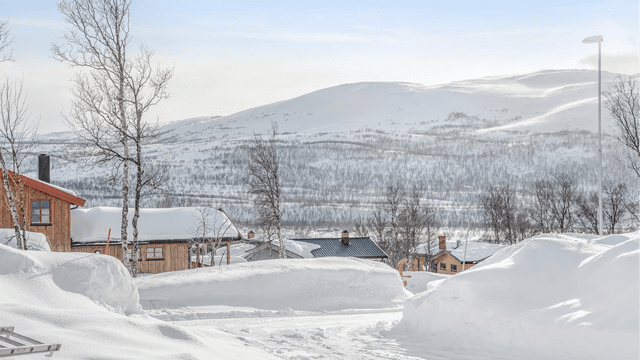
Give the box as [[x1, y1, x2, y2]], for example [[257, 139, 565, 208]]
[[158, 69, 618, 142], [32, 69, 635, 228]]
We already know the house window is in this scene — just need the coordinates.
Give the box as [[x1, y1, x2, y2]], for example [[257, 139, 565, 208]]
[[439, 263, 446, 270], [146, 247, 163, 259], [94, 250, 101, 254], [451, 264, 458, 272], [125, 248, 141, 260], [31, 200, 51, 224]]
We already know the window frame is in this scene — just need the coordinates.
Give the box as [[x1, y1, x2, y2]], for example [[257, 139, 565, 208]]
[[450, 264, 458, 272], [31, 200, 52, 226], [439, 262, 446, 270], [146, 247, 164, 260]]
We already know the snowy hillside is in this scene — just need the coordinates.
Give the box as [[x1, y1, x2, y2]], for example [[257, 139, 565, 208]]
[[29, 69, 636, 228], [159, 69, 618, 140]]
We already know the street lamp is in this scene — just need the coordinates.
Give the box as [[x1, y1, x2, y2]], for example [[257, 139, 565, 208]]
[[582, 35, 604, 236], [461, 185, 472, 272]]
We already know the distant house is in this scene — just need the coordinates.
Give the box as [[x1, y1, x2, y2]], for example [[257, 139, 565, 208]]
[[0, 155, 86, 251], [70, 206, 242, 274], [415, 236, 504, 274], [291, 231, 388, 261], [244, 241, 303, 261]]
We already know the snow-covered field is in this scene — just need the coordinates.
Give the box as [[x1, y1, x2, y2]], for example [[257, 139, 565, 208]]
[[1, 232, 637, 359]]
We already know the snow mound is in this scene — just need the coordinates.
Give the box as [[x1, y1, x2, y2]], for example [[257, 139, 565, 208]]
[[0, 244, 141, 315], [136, 257, 410, 312], [403, 271, 449, 294], [0, 228, 51, 251], [0, 244, 277, 359], [398, 233, 639, 359]]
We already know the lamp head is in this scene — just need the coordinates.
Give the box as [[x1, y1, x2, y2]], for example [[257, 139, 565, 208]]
[[582, 35, 603, 44]]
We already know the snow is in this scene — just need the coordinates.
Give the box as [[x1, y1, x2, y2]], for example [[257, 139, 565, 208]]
[[136, 257, 410, 312], [398, 233, 639, 359], [158, 69, 618, 140], [415, 239, 505, 262], [283, 239, 321, 258], [448, 241, 505, 262], [0, 243, 278, 359], [71, 206, 239, 243], [403, 271, 449, 294], [0, 228, 50, 251]]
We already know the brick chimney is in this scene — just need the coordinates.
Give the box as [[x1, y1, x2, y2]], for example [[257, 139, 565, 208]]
[[439, 235, 446, 250], [38, 154, 50, 183], [341, 230, 349, 245], [247, 231, 255, 239]]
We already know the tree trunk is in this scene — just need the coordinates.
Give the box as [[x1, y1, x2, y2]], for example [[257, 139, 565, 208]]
[[131, 139, 143, 277], [0, 166, 22, 249]]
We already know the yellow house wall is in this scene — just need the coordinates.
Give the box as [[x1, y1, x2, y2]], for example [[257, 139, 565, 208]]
[[434, 252, 475, 275]]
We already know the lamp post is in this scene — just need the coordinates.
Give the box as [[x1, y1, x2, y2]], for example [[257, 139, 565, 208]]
[[582, 35, 604, 236], [461, 185, 472, 272]]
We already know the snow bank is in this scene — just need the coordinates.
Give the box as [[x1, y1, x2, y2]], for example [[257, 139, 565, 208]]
[[283, 239, 321, 258], [71, 206, 239, 242], [0, 228, 50, 251], [398, 233, 639, 359], [0, 243, 142, 315], [0, 244, 277, 359], [136, 257, 410, 312], [403, 271, 449, 294]]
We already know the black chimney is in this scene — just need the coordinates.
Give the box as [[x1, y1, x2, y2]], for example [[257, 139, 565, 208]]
[[341, 230, 349, 245], [38, 154, 50, 183]]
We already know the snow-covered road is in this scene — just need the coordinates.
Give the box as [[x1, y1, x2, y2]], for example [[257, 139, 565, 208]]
[[171, 310, 510, 360]]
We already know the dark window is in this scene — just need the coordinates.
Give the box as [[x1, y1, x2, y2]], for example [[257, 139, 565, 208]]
[[451, 264, 458, 272], [439, 263, 446, 270], [31, 200, 50, 224]]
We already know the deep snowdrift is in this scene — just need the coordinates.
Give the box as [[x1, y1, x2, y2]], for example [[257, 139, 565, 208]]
[[136, 257, 410, 312], [0, 244, 277, 359], [398, 233, 639, 360], [0, 228, 51, 251]]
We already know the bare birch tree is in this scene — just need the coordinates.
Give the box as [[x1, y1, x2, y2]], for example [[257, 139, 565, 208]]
[[605, 75, 640, 228], [0, 78, 37, 250], [53, 0, 170, 275], [125, 48, 172, 275], [0, 18, 13, 63], [247, 123, 284, 258]]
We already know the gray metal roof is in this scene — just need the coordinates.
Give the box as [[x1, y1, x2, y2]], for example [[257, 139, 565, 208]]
[[290, 237, 388, 259]]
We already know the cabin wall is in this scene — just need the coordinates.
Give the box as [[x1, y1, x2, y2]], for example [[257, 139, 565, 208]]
[[71, 243, 190, 274], [0, 185, 72, 251], [434, 253, 475, 275]]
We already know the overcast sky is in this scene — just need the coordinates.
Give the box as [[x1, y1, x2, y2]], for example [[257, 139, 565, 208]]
[[1, 0, 638, 133]]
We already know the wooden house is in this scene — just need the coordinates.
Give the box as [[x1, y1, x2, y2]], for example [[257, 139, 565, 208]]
[[0, 158, 86, 252], [70, 206, 242, 274], [414, 236, 504, 274]]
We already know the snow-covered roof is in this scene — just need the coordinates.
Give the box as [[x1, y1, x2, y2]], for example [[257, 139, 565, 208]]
[[416, 240, 505, 263], [447, 242, 505, 263], [71, 206, 240, 243]]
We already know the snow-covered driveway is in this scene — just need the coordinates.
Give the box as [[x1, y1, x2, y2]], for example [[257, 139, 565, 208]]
[[172, 310, 509, 360]]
